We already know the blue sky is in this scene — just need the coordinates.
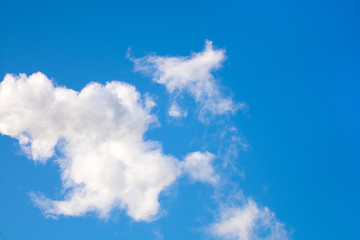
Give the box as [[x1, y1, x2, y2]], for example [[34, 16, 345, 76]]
[[0, 0, 359, 240]]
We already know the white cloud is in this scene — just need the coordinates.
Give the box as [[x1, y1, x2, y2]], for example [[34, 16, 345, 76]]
[[130, 40, 243, 121], [0, 37, 290, 239], [0, 72, 218, 221], [183, 151, 219, 184], [168, 102, 187, 118], [210, 199, 288, 240]]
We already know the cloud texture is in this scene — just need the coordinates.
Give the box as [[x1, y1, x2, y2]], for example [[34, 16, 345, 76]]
[[211, 199, 288, 240], [183, 151, 219, 184], [0, 73, 216, 221], [131, 40, 243, 121], [0, 41, 289, 239]]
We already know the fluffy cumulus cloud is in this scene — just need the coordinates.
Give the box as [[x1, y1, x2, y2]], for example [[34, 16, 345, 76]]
[[0, 72, 217, 221], [130, 40, 243, 121], [210, 199, 288, 240], [0, 42, 290, 239]]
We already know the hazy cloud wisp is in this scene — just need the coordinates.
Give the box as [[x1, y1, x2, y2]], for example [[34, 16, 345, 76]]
[[211, 199, 288, 240], [130, 40, 244, 121]]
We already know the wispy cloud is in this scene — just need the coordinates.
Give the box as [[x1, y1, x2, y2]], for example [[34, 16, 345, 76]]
[[0, 72, 217, 221], [168, 102, 188, 118], [130, 40, 245, 122], [183, 151, 219, 184], [210, 198, 289, 240]]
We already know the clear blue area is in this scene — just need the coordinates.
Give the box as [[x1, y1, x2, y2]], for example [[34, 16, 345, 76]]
[[0, 0, 359, 239]]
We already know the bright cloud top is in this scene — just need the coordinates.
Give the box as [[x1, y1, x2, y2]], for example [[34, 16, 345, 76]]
[[131, 40, 243, 120], [0, 73, 217, 221], [211, 199, 288, 240], [183, 151, 219, 184]]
